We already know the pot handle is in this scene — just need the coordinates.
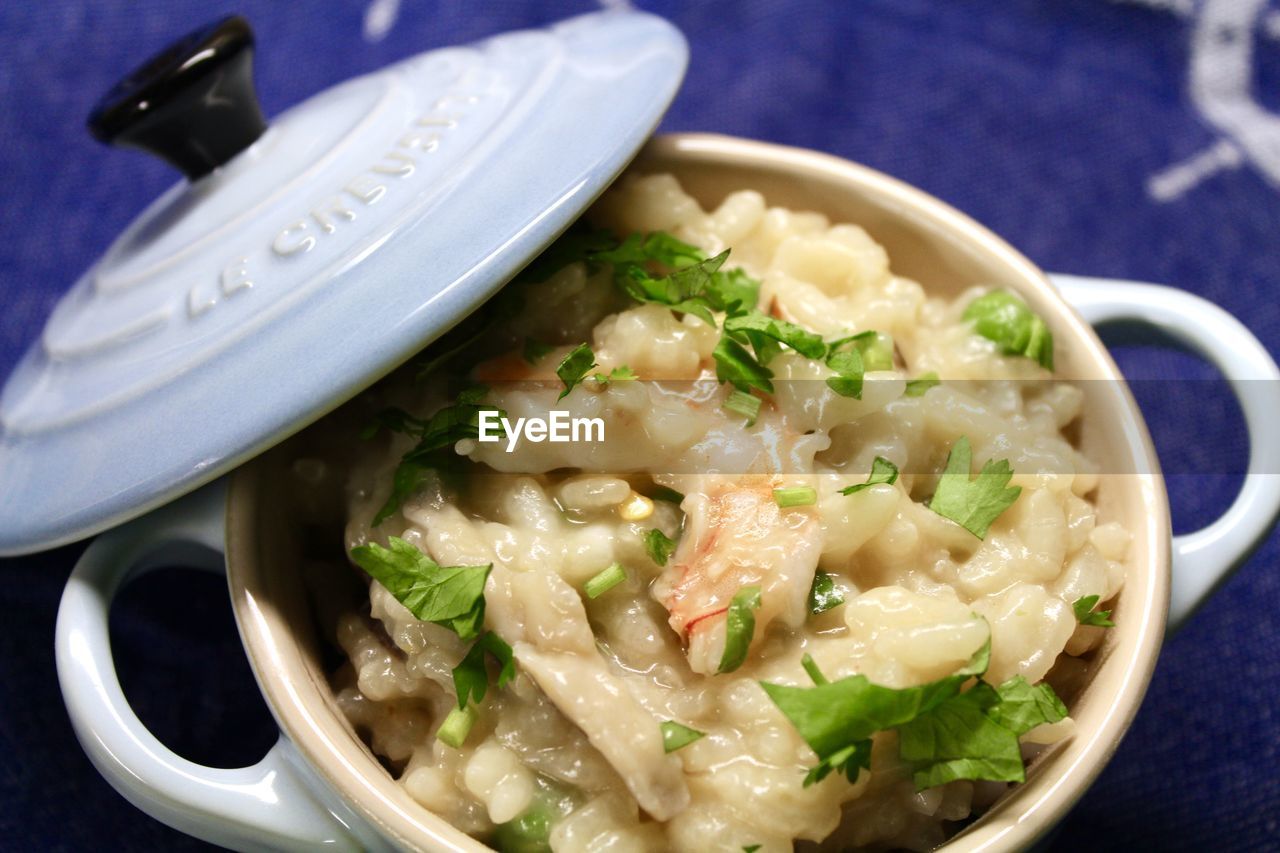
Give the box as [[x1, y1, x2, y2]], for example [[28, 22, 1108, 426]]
[[54, 481, 369, 851], [1052, 274, 1280, 631]]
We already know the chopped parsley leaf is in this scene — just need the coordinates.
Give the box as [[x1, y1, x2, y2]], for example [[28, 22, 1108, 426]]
[[764, 632, 1070, 790], [724, 310, 827, 363], [644, 529, 677, 567], [824, 348, 865, 399], [927, 437, 1021, 539], [350, 537, 491, 640], [808, 571, 844, 615], [364, 386, 503, 525], [593, 231, 760, 324], [1072, 594, 1116, 628], [986, 675, 1070, 736], [660, 720, 705, 753], [591, 365, 638, 386], [556, 343, 597, 400], [761, 640, 991, 786], [713, 336, 775, 395], [840, 456, 899, 495], [452, 631, 516, 709]]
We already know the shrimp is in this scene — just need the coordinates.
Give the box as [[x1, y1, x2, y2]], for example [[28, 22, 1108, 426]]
[[653, 477, 822, 674]]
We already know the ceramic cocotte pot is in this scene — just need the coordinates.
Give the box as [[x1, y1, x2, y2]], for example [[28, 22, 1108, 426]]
[[53, 132, 1280, 852], [26, 11, 1280, 853]]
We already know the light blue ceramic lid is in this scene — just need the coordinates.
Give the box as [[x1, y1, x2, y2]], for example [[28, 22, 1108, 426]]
[[0, 10, 687, 555]]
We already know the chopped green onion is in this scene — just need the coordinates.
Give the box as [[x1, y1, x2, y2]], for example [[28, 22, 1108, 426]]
[[584, 563, 626, 599], [494, 803, 554, 853], [723, 389, 762, 426], [718, 586, 762, 674], [773, 486, 817, 508], [660, 720, 705, 752], [436, 704, 478, 748]]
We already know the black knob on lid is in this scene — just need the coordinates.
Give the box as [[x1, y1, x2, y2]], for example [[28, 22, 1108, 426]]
[[88, 16, 267, 181]]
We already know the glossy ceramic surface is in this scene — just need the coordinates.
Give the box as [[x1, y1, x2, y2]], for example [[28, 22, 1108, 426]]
[[0, 9, 686, 556]]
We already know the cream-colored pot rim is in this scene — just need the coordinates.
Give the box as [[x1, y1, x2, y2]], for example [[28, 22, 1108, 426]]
[[227, 133, 1171, 853]]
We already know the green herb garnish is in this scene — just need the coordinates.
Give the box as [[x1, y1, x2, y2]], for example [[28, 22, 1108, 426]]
[[436, 704, 478, 748], [904, 372, 940, 397], [350, 537, 491, 640], [584, 563, 627, 599], [761, 641, 991, 786], [363, 386, 502, 525], [763, 634, 1069, 790], [801, 653, 829, 684], [522, 338, 553, 364], [660, 720, 705, 753], [898, 674, 1067, 788], [723, 388, 763, 426], [591, 365, 638, 386], [1072, 594, 1116, 628], [985, 675, 1071, 735], [773, 486, 817, 508], [808, 571, 844, 615], [828, 330, 894, 371], [724, 310, 827, 364], [644, 529, 677, 567], [713, 336, 775, 395], [718, 586, 762, 674], [556, 343, 597, 400], [963, 291, 1054, 370], [840, 456, 899, 495], [649, 486, 685, 505], [824, 348, 865, 399], [452, 631, 516, 709], [927, 436, 1021, 539], [593, 232, 760, 322]]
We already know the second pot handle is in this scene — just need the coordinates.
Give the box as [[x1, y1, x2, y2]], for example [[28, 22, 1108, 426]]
[[1052, 273, 1280, 631], [54, 481, 369, 851]]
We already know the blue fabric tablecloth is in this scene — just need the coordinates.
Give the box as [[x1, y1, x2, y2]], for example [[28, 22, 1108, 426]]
[[1, 1, 1277, 849]]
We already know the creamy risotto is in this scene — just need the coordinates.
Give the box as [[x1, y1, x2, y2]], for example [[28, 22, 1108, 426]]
[[327, 175, 1129, 852]]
